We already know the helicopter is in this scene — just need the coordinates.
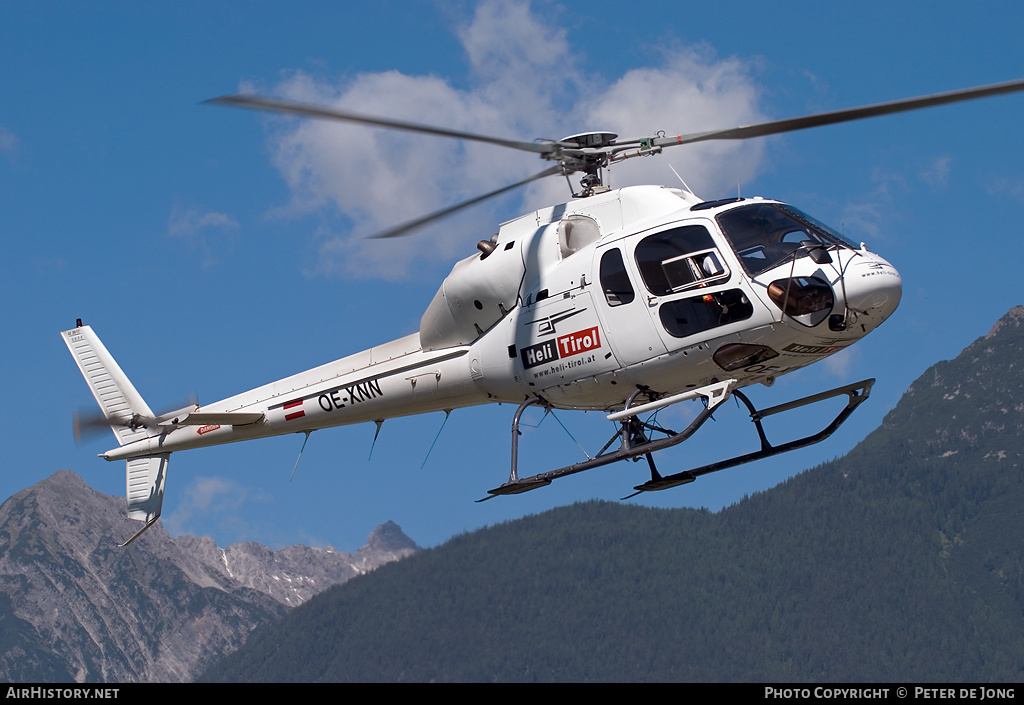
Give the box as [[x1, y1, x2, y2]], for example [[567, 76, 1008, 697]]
[[63, 77, 1024, 545]]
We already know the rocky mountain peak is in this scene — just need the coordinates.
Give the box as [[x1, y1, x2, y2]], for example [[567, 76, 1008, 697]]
[[0, 471, 417, 683], [876, 307, 1024, 462], [368, 520, 420, 553], [986, 305, 1024, 339]]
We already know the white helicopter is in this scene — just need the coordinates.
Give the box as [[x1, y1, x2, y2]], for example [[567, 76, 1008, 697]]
[[64, 78, 1024, 544]]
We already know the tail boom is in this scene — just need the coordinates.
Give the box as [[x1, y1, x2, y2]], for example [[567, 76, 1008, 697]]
[[63, 323, 491, 528]]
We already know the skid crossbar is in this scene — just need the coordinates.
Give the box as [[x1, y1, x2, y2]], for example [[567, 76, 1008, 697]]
[[627, 378, 874, 495]]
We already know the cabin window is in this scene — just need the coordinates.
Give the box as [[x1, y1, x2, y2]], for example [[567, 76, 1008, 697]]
[[599, 248, 635, 306], [558, 215, 602, 259], [634, 225, 729, 296], [659, 289, 753, 339]]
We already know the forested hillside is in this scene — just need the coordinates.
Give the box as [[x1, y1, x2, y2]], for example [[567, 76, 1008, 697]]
[[203, 308, 1024, 683]]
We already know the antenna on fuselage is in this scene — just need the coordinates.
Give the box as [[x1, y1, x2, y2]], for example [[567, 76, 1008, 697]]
[[290, 431, 313, 482], [420, 410, 452, 470], [369, 420, 384, 460], [668, 163, 698, 199]]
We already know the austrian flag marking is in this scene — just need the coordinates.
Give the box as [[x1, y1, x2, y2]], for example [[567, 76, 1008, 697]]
[[283, 399, 305, 421]]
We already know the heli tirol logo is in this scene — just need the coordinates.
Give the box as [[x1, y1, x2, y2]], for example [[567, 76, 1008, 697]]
[[525, 307, 586, 336], [521, 326, 601, 369]]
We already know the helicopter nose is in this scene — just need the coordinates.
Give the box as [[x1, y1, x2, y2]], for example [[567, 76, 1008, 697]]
[[843, 256, 902, 325]]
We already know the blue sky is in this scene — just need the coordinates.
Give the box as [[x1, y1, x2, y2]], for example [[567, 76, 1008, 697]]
[[3, 1, 1023, 552]]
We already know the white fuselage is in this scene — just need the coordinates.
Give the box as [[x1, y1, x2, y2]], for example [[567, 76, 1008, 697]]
[[102, 185, 901, 462]]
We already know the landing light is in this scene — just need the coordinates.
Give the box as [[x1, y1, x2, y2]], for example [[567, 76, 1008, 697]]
[[713, 343, 779, 372], [768, 276, 834, 327]]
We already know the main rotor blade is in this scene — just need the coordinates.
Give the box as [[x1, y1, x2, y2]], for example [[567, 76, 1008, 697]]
[[371, 165, 563, 239], [665, 77, 1024, 146], [208, 94, 568, 155]]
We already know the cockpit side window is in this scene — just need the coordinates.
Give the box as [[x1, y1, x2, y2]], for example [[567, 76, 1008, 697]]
[[599, 248, 635, 306], [634, 224, 729, 296]]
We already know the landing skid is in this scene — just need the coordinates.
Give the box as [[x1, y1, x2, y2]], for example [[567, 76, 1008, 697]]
[[480, 378, 873, 501]]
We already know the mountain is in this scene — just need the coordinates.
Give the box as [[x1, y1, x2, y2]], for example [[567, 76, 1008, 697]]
[[0, 471, 417, 682], [202, 309, 1024, 682]]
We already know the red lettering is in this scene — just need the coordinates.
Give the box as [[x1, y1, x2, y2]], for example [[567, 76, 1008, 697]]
[[556, 326, 601, 358]]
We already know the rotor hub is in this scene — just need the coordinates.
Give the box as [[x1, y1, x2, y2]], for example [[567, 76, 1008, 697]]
[[556, 132, 619, 196], [559, 131, 618, 149]]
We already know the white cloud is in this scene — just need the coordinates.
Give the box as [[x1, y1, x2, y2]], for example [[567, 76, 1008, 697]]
[[259, 0, 767, 278], [163, 475, 271, 540], [839, 198, 887, 242], [534, 44, 767, 206], [167, 205, 239, 266], [457, 0, 578, 96], [823, 346, 857, 378], [0, 125, 17, 154], [987, 176, 1024, 203], [919, 155, 952, 190], [168, 207, 237, 235], [837, 167, 910, 243], [0, 125, 18, 163], [162, 476, 240, 535]]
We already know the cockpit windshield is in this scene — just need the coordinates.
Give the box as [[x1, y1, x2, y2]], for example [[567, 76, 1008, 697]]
[[716, 203, 858, 277]]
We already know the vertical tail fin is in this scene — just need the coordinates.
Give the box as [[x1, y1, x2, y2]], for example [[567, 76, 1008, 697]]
[[62, 323, 169, 538], [61, 324, 156, 447]]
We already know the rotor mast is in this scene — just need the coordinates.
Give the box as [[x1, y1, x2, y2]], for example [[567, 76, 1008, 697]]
[[554, 131, 619, 197]]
